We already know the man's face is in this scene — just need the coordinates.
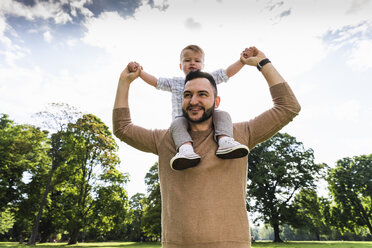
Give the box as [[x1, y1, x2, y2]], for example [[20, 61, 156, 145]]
[[182, 78, 219, 123], [180, 50, 204, 75]]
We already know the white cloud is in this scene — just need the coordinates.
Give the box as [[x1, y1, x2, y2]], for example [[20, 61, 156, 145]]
[[184, 17, 201, 30], [332, 99, 361, 122], [66, 39, 78, 47], [0, 16, 10, 46], [80, 0, 333, 79], [0, 0, 71, 24], [0, 0, 94, 25], [348, 39, 372, 71], [43, 30, 52, 43], [0, 15, 29, 66], [70, 0, 94, 19]]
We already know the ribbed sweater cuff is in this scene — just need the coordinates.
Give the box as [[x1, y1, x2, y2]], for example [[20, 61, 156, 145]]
[[113, 107, 130, 120], [269, 82, 295, 98]]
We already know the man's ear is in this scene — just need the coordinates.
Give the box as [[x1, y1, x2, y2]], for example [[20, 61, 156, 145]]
[[215, 96, 221, 108]]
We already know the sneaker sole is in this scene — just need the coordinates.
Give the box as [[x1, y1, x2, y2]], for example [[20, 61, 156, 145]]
[[216, 147, 249, 159], [170, 157, 201, 171]]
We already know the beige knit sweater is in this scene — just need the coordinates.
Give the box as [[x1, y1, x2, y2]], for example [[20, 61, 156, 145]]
[[113, 82, 301, 248]]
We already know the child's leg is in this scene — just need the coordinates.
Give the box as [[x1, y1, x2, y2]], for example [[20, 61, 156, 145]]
[[169, 116, 200, 170], [213, 110, 249, 159], [213, 110, 233, 140], [170, 116, 192, 150]]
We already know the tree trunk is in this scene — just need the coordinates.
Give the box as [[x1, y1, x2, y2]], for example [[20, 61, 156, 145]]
[[68, 227, 80, 245], [28, 164, 57, 245], [273, 223, 283, 242], [315, 232, 320, 241]]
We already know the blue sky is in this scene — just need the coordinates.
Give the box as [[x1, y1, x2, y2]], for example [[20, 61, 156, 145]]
[[1, 0, 372, 197]]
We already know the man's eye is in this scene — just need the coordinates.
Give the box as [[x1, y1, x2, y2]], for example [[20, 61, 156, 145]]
[[184, 94, 191, 98]]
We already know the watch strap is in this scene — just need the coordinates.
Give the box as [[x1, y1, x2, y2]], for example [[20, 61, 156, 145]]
[[257, 58, 271, 71]]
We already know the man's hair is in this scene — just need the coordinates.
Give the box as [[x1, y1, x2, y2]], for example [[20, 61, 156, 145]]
[[184, 70, 217, 97], [180, 45, 205, 60]]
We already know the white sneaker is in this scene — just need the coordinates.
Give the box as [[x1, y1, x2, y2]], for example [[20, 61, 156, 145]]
[[216, 137, 249, 159], [170, 151, 201, 171]]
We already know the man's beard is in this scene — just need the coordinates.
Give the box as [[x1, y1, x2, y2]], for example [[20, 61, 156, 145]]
[[182, 103, 215, 123]]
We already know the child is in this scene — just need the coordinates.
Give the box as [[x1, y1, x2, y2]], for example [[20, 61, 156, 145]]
[[128, 45, 249, 170]]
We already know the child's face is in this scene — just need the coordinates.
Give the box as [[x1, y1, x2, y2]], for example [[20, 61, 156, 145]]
[[180, 50, 204, 75]]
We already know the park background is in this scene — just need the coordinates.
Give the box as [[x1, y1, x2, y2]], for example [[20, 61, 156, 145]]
[[1, 0, 371, 245]]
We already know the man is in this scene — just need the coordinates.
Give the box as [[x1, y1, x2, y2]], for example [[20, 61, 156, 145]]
[[113, 47, 301, 248]]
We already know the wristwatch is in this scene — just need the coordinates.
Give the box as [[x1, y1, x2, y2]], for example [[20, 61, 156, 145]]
[[257, 58, 271, 71]]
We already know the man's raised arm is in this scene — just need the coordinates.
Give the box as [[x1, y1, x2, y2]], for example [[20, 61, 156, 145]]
[[112, 64, 162, 155], [240, 46, 285, 88], [114, 65, 141, 109], [238, 46, 301, 149]]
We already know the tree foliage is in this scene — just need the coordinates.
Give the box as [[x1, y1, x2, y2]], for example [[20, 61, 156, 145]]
[[57, 114, 123, 244], [0, 208, 15, 235], [247, 132, 325, 242], [293, 189, 332, 240], [127, 193, 146, 241], [1, 109, 130, 243], [328, 154, 372, 235], [0, 114, 51, 211], [141, 163, 161, 240]]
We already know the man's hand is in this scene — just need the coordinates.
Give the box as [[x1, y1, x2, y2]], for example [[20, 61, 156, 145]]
[[240, 46, 266, 66], [127, 61, 143, 72], [114, 63, 141, 109], [120, 63, 141, 85]]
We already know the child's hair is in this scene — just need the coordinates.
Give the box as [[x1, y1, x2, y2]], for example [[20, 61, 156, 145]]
[[180, 45, 205, 60]]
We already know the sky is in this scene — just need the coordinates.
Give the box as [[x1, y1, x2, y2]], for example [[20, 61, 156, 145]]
[[1, 0, 372, 198]]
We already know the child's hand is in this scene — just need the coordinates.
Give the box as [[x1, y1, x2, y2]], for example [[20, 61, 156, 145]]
[[242, 47, 257, 58], [120, 63, 141, 84], [127, 61, 142, 73], [240, 46, 266, 66]]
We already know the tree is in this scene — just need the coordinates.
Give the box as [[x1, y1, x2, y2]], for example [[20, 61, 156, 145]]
[[0, 114, 50, 211], [141, 163, 161, 240], [247, 132, 325, 242], [89, 172, 130, 241], [0, 114, 51, 242], [127, 193, 146, 241], [328, 154, 372, 235], [293, 189, 331, 240], [28, 103, 81, 245], [62, 114, 121, 244]]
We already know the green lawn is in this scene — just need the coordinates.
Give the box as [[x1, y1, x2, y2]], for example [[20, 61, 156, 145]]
[[1, 241, 372, 248]]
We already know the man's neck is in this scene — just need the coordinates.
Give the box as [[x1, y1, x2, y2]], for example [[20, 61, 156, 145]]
[[188, 118, 213, 132]]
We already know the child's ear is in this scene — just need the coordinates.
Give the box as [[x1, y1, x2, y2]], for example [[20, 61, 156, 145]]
[[202, 63, 205, 69], [179, 64, 182, 70]]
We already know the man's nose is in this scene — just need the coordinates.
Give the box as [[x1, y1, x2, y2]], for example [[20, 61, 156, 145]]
[[190, 95, 198, 105]]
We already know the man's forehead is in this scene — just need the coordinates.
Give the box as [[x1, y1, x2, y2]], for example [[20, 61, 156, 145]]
[[184, 78, 212, 91]]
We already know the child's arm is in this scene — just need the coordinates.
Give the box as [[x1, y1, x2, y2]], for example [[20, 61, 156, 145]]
[[128, 61, 158, 87], [225, 54, 246, 78], [140, 70, 158, 87]]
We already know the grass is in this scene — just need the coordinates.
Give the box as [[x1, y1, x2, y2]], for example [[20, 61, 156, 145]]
[[1, 241, 372, 248]]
